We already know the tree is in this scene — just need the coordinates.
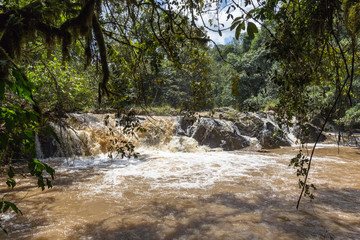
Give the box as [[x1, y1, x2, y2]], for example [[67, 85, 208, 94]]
[[0, 0, 214, 231]]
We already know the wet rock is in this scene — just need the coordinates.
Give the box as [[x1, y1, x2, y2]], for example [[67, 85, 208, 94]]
[[175, 113, 294, 150], [236, 113, 292, 149], [176, 116, 196, 136], [187, 118, 250, 150], [259, 134, 291, 149], [37, 134, 59, 158], [235, 114, 265, 137], [258, 122, 291, 149], [193, 127, 222, 148], [311, 118, 322, 128], [193, 127, 249, 151], [221, 134, 250, 151], [293, 123, 326, 143]]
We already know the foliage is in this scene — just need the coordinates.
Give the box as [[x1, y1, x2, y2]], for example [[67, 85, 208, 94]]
[[27, 49, 98, 113], [104, 109, 146, 159], [103, 4, 213, 111], [0, 200, 22, 234], [289, 150, 316, 200], [0, 59, 55, 233], [209, 27, 278, 111], [338, 104, 360, 131]]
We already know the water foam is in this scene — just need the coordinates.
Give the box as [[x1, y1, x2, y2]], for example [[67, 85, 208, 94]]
[[98, 150, 280, 191]]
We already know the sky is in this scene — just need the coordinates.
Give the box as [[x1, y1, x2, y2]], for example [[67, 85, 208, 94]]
[[162, 0, 257, 45], [195, 1, 256, 45]]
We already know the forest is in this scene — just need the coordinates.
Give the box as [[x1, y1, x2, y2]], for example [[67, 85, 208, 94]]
[[1, 0, 360, 237]]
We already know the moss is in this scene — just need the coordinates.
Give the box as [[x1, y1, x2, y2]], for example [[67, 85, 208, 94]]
[[0, 0, 99, 89], [344, 0, 360, 37]]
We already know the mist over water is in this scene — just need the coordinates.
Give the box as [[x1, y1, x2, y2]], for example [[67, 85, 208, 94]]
[[1, 115, 360, 239]]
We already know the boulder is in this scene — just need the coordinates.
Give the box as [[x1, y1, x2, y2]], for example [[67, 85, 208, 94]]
[[37, 134, 59, 158], [176, 113, 293, 150], [235, 113, 265, 137], [192, 126, 249, 151], [293, 123, 326, 143], [185, 118, 250, 150], [258, 122, 291, 149], [259, 134, 291, 149], [176, 116, 196, 136]]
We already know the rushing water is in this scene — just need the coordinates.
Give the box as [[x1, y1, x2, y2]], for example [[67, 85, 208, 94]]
[[1, 144, 360, 239]]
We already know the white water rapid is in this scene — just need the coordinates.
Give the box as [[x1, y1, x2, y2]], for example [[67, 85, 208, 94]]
[[1, 114, 360, 239]]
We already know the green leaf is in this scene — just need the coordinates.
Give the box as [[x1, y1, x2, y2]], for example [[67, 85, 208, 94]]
[[6, 179, 16, 189], [232, 17, 243, 22], [247, 22, 258, 39], [24, 129, 34, 140], [2, 203, 9, 213], [4, 201, 22, 215], [7, 166, 15, 178], [23, 92, 35, 104], [235, 22, 244, 40], [230, 19, 242, 31]]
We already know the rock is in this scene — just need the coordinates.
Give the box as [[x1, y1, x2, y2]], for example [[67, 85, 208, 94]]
[[259, 135, 291, 149], [235, 113, 292, 149], [293, 123, 326, 143], [258, 122, 291, 149], [37, 134, 59, 158], [221, 134, 250, 151], [187, 118, 250, 150], [175, 113, 294, 150], [311, 118, 322, 128], [193, 127, 249, 151], [235, 113, 264, 137], [193, 127, 222, 148], [191, 124, 207, 141], [176, 116, 196, 136]]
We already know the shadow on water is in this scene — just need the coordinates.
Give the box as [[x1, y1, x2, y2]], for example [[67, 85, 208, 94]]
[[316, 188, 360, 213], [62, 187, 360, 240], [46, 154, 153, 187], [0, 155, 153, 239], [0, 195, 58, 240]]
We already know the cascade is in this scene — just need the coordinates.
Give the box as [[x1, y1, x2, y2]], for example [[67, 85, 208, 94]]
[[34, 133, 44, 159], [35, 111, 360, 159]]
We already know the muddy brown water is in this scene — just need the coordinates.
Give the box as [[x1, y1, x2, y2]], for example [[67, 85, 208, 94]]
[[1, 145, 360, 239]]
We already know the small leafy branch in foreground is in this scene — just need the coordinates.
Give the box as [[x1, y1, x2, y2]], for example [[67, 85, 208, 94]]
[[28, 159, 55, 191], [104, 109, 146, 159], [0, 159, 55, 234], [289, 150, 317, 200], [0, 201, 23, 234]]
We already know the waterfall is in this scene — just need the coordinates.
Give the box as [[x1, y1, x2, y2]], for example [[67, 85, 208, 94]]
[[35, 133, 44, 159], [36, 112, 347, 159]]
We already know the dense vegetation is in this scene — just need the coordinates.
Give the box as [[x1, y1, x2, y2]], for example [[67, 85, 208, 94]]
[[1, 0, 360, 231]]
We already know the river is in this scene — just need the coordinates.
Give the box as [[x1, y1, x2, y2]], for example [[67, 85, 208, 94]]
[[1, 144, 360, 239]]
